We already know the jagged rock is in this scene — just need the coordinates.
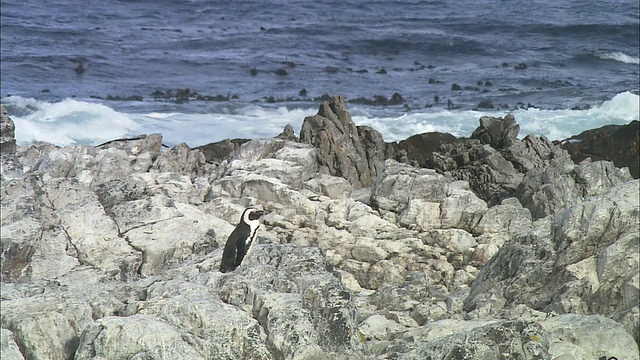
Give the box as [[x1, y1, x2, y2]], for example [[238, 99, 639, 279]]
[[429, 116, 632, 218], [152, 142, 209, 179], [470, 114, 520, 149], [465, 180, 640, 342], [137, 280, 272, 359], [1, 104, 16, 156], [75, 314, 206, 360], [212, 244, 365, 359], [540, 314, 639, 360], [3, 99, 639, 359], [473, 197, 533, 236], [300, 95, 390, 188], [557, 120, 639, 178], [395, 132, 460, 167], [214, 138, 318, 189], [195, 138, 249, 164], [370, 160, 452, 213], [516, 157, 632, 219], [303, 174, 352, 199], [0, 105, 22, 180], [380, 319, 550, 359], [358, 314, 405, 341], [95, 133, 163, 159], [0, 329, 24, 360], [276, 123, 298, 141]]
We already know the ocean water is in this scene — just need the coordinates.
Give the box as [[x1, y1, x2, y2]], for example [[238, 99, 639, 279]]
[[1, 0, 638, 147]]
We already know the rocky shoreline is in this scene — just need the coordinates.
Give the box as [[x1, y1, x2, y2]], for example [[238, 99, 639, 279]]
[[1, 97, 638, 359]]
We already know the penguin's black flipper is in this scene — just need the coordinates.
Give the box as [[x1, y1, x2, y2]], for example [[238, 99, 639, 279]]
[[219, 237, 238, 273]]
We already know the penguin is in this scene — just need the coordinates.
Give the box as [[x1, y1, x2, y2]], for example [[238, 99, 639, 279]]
[[219, 207, 266, 273]]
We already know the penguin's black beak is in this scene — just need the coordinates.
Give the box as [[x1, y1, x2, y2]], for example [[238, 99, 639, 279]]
[[257, 210, 266, 217]]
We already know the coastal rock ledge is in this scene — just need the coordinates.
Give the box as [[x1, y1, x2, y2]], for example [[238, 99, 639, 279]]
[[1, 100, 638, 360]]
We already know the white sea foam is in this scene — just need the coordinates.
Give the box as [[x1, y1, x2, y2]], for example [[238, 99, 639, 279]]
[[597, 51, 640, 65], [354, 91, 640, 142], [3, 92, 638, 147], [4, 97, 140, 146]]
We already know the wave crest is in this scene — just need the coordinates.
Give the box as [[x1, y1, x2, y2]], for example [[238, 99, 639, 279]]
[[597, 51, 640, 64]]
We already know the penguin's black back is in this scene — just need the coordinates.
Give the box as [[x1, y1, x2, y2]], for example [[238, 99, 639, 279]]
[[219, 222, 250, 273]]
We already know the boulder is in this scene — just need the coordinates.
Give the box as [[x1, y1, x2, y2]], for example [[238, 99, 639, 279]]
[[470, 114, 520, 149], [465, 180, 640, 342], [1, 106, 23, 180], [395, 132, 460, 167], [381, 319, 549, 359], [429, 116, 632, 218], [75, 314, 206, 360], [0, 329, 24, 360], [300, 95, 391, 188], [557, 120, 639, 178], [195, 138, 250, 164], [540, 314, 639, 360], [152, 142, 209, 180], [0, 104, 16, 156]]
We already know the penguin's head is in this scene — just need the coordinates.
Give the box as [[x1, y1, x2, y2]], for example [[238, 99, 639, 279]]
[[241, 207, 265, 230]]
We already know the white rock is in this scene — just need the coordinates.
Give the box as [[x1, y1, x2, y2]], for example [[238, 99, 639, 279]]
[[358, 314, 405, 341]]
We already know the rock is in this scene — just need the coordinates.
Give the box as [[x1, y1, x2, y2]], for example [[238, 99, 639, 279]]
[[430, 115, 632, 215], [215, 244, 365, 359], [1, 105, 23, 180], [470, 114, 520, 149], [194, 138, 250, 164], [75, 314, 206, 360], [96, 133, 163, 159], [214, 138, 318, 190], [300, 95, 391, 188], [153, 143, 209, 179], [557, 120, 639, 178], [0, 104, 16, 156], [358, 314, 404, 341], [517, 157, 632, 219], [303, 174, 352, 199], [395, 132, 460, 167], [473, 197, 533, 236], [276, 123, 298, 141], [439, 183, 488, 232], [370, 160, 452, 213], [540, 314, 639, 360], [380, 319, 550, 359], [0, 329, 24, 360], [3, 97, 639, 360], [429, 139, 524, 206], [465, 180, 640, 342]]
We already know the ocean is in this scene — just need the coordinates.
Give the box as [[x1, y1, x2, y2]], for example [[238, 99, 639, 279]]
[[1, 0, 638, 147]]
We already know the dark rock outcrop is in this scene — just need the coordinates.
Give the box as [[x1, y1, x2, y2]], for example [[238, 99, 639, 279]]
[[427, 115, 632, 218], [470, 114, 519, 149], [396, 132, 460, 167], [557, 120, 639, 178], [1, 105, 16, 156], [195, 138, 250, 164], [300, 95, 393, 188], [0, 105, 22, 179]]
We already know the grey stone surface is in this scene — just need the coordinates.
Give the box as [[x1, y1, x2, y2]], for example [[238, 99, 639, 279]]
[[1, 102, 637, 359]]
